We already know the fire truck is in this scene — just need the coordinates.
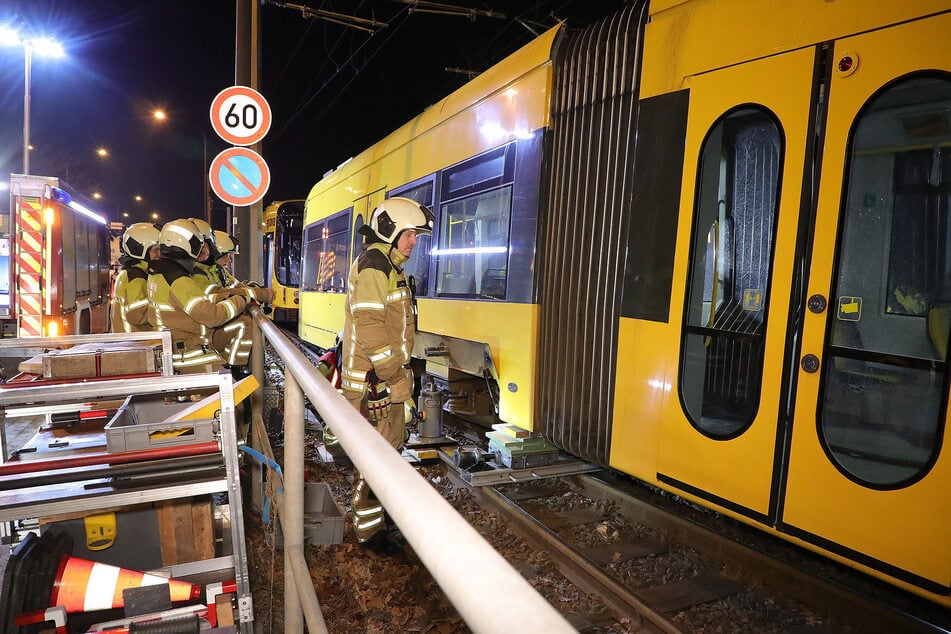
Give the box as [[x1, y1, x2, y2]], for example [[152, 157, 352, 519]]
[[3, 174, 112, 338]]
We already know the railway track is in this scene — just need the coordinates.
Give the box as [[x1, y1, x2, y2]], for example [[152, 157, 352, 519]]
[[264, 330, 950, 632], [446, 468, 949, 633]]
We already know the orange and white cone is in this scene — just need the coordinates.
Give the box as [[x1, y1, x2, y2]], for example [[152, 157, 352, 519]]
[[49, 556, 201, 613]]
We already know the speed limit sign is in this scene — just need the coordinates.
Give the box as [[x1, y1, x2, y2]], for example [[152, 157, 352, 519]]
[[210, 86, 272, 146]]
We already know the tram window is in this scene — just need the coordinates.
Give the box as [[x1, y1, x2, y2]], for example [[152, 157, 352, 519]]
[[822, 73, 951, 488], [391, 180, 435, 296], [300, 210, 350, 293], [680, 107, 782, 438], [435, 187, 511, 299], [276, 208, 304, 287], [444, 145, 511, 198]]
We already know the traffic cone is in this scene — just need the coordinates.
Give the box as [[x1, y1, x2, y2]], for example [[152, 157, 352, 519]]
[[49, 555, 201, 613]]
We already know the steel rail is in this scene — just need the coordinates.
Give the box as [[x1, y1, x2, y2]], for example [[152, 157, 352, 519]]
[[250, 306, 576, 633], [471, 477, 679, 633]]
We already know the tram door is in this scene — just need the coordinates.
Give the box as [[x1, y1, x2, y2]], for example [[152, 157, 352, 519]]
[[784, 15, 951, 592], [656, 46, 817, 518]]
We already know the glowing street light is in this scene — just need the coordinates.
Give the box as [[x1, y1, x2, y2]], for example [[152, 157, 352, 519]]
[[96, 147, 108, 158], [152, 109, 210, 223], [1, 25, 65, 175]]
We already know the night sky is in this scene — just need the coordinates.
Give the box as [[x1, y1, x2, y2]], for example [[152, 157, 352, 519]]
[[0, 0, 629, 226]]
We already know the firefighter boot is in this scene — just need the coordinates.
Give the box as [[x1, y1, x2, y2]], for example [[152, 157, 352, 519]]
[[322, 427, 351, 465], [352, 476, 385, 543]]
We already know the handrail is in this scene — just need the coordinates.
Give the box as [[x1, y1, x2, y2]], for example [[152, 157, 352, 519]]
[[249, 306, 576, 633]]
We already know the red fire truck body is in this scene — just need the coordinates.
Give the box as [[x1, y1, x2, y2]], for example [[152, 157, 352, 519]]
[[4, 174, 111, 338]]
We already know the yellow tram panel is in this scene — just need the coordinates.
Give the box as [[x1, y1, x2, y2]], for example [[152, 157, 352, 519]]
[[417, 299, 537, 430], [610, 318, 677, 484], [640, 0, 951, 99], [298, 292, 345, 350]]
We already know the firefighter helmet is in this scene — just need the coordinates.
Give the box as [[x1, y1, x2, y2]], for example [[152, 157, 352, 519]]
[[122, 222, 161, 260], [214, 230, 239, 255], [160, 219, 205, 260], [360, 197, 434, 244], [187, 217, 215, 245]]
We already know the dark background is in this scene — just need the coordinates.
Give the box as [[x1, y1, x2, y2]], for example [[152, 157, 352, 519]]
[[0, 0, 629, 226]]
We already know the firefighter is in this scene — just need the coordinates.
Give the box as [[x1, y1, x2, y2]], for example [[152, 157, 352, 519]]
[[187, 220, 272, 301], [187, 217, 225, 292], [213, 230, 240, 287], [343, 197, 434, 543], [184, 220, 273, 372], [147, 219, 249, 374], [110, 222, 161, 333]]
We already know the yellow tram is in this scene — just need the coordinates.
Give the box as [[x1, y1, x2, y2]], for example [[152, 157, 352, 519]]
[[299, 0, 951, 605], [262, 199, 304, 323]]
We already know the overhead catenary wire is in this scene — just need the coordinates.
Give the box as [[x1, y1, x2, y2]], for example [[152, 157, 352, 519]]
[[264, 0, 603, 157]]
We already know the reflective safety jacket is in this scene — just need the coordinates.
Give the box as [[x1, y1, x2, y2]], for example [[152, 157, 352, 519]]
[[342, 242, 414, 398], [110, 258, 151, 332], [195, 261, 273, 304], [147, 256, 247, 371]]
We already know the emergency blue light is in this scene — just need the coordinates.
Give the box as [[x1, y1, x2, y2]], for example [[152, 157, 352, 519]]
[[50, 187, 71, 204]]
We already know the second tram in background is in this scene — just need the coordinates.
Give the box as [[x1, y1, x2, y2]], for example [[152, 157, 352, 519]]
[[262, 200, 304, 324], [296, 0, 951, 610]]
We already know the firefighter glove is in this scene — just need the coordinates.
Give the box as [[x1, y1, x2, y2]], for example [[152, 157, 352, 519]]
[[365, 387, 392, 422]]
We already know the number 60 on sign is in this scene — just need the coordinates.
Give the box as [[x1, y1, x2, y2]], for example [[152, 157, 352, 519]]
[[210, 86, 272, 146]]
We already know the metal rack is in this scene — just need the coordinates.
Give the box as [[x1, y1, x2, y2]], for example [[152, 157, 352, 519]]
[[0, 331, 174, 463], [0, 371, 253, 631], [0, 330, 175, 376]]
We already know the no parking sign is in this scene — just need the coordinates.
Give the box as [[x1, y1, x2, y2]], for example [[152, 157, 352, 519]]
[[209, 147, 271, 206]]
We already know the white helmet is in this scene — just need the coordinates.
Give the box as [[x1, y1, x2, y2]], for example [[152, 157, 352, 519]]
[[361, 197, 434, 244], [214, 230, 239, 255], [187, 217, 215, 245], [160, 218, 205, 259], [122, 222, 160, 260]]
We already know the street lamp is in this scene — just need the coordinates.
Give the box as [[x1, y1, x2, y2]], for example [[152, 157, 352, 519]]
[[152, 109, 210, 224], [1, 25, 64, 175]]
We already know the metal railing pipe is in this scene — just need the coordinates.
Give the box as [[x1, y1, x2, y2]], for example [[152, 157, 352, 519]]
[[250, 308, 575, 633], [283, 369, 305, 632], [248, 411, 328, 633]]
